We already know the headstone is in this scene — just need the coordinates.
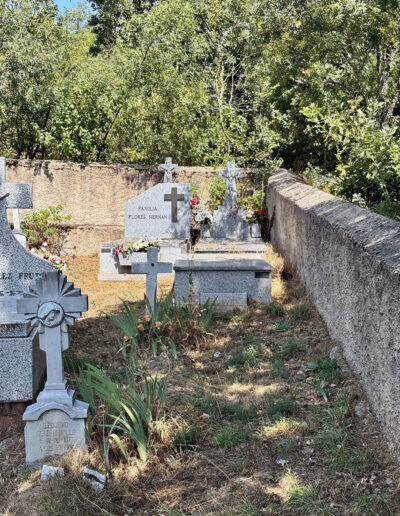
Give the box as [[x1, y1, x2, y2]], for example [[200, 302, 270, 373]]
[[0, 157, 52, 402], [125, 183, 190, 241], [195, 161, 267, 254], [130, 247, 172, 315], [98, 182, 191, 280], [158, 157, 178, 183], [17, 271, 89, 464], [174, 256, 273, 311]]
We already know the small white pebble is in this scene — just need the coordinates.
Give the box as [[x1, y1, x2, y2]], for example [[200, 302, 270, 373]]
[[386, 478, 393, 485], [276, 459, 288, 467]]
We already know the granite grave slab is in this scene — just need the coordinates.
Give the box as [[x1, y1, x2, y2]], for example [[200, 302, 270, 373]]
[[174, 256, 273, 312]]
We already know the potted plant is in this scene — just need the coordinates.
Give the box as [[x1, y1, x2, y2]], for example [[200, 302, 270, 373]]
[[195, 209, 213, 238], [113, 238, 159, 266], [247, 209, 267, 238]]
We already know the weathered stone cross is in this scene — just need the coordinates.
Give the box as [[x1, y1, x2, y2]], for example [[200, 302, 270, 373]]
[[164, 186, 185, 223], [159, 157, 178, 183], [131, 247, 172, 315], [219, 161, 243, 210], [0, 156, 33, 216], [17, 271, 88, 399]]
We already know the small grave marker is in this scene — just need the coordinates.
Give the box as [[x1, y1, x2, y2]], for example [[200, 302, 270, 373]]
[[131, 247, 172, 314], [17, 271, 89, 463]]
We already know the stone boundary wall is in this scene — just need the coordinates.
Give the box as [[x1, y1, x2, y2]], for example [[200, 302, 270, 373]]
[[5, 160, 265, 255], [267, 169, 400, 457]]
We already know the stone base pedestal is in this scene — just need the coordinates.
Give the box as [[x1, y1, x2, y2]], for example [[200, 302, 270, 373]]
[[0, 327, 45, 402], [195, 240, 267, 254], [24, 399, 88, 463]]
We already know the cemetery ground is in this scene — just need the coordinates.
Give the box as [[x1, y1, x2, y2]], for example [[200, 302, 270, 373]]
[[1, 251, 400, 515]]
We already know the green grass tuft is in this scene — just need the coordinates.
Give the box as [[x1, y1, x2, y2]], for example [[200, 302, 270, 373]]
[[262, 302, 285, 317], [288, 303, 311, 320]]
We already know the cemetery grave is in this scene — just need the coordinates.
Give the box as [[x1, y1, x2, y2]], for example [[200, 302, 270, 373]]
[[0, 156, 399, 515], [1, 252, 400, 515]]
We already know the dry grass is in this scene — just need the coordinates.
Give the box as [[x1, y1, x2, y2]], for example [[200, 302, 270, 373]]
[[1, 252, 399, 515]]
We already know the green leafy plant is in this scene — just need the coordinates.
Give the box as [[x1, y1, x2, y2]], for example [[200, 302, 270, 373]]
[[288, 303, 311, 321], [267, 397, 297, 417], [262, 302, 285, 317], [215, 428, 252, 448], [173, 425, 200, 452], [74, 364, 168, 470], [21, 204, 71, 254]]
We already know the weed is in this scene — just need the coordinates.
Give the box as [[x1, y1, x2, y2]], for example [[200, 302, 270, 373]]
[[228, 456, 250, 472], [268, 321, 294, 333], [263, 417, 307, 438], [273, 436, 298, 456], [222, 402, 258, 421], [173, 426, 200, 451], [280, 339, 301, 358], [267, 397, 297, 417], [288, 303, 311, 320], [215, 428, 252, 448], [284, 475, 333, 515], [226, 344, 265, 370], [262, 302, 285, 317], [349, 493, 400, 515], [302, 358, 341, 383]]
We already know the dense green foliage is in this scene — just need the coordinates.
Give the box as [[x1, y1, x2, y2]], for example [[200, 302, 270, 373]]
[[1, 0, 400, 207]]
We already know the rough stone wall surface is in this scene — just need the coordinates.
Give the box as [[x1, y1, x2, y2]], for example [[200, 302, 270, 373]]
[[5, 160, 266, 254], [5, 160, 219, 254], [267, 169, 400, 456]]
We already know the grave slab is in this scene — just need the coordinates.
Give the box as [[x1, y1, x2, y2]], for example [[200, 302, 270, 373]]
[[174, 256, 273, 311]]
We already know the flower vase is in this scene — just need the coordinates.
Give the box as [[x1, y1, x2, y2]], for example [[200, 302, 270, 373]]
[[251, 223, 262, 239], [200, 224, 211, 239]]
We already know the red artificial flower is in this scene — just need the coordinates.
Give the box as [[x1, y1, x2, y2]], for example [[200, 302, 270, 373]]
[[190, 197, 198, 207]]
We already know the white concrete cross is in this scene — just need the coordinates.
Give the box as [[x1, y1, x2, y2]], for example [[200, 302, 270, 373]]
[[0, 156, 33, 215], [158, 157, 178, 183], [17, 271, 88, 394], [131, 247, 172, 315], [219, 161, 243, 210]]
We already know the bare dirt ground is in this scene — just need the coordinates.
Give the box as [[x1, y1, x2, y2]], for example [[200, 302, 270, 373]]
[[1, 252, 400, 515]]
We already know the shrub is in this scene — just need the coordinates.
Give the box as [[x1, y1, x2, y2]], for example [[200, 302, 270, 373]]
[[21, 204, 71, 254]]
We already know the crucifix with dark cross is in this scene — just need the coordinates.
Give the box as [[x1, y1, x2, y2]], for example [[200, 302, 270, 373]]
[[158, 157, 178, 183], [219, 161, 243, 211], [0, 156, 33, 217], [17, 271, 88, 403], [164, 186, 185, 223], [131, 247, 172, 315]]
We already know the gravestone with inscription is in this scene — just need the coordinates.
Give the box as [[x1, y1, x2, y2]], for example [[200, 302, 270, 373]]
[[0, 157, 53, 402], [17, 271, 88, 463], [99, 182, 191, 280]]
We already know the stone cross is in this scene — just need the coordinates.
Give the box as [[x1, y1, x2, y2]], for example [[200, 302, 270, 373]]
[[158, 157, 178, 183], [17, 271, 88, 397], [219, 161, 243, 211], [131, 247, 172, 315], [164, 186, 185, 223], [0, 157, 32, 215]]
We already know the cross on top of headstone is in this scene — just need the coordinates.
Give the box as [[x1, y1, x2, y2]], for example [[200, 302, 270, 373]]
[[219, 161, 243, 211], [0, 157, 32, 214], [158, 157, 178, 183], [131, 247, 172, 315], [17, 271, 88, 403], [164, 186, 185, 223]]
